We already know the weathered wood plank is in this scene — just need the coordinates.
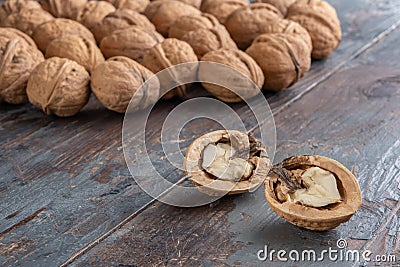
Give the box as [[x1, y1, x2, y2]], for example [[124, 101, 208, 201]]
[[71, 26, 400, 267]]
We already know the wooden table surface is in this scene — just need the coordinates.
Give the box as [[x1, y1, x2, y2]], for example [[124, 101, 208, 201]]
[[1, 0, 400, 266]]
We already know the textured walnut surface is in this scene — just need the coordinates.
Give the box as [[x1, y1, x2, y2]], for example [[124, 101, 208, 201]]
[[246, 33, 311, 91], [26, 57, 90, 117], [105, 0, 150, 13], [168, 13, 220, 39], [76, 1, 116, 30], [225, 3, 283, 49], [91, 56, 159, 113], [100, 26, 164, 62], [199, 48, 264, 103], [92, 8, 155, 43], [144, 0, 201, 36], [287, 0, 341, 59], [0, 36, 44, 104], [39, 0, 87, 19], [200, 0, 248, 25], [45, 35, 104, 73], [253, 0, 295, 16], [32, 18, 96, 52], [0, 27, 37, 48], [0, 0, 42, 22], [156, 0, 202, 9]]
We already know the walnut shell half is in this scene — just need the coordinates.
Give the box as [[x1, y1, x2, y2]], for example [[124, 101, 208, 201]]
[[185, 130, 271, 196], [200, 0, 248, 25], [27, 57, 90, 117], [105, 0, 150, 13], [0, 0, 42, 22], [0, 37, 44, 104], [39, 0, 87, 19], [45, 35, 105, 73], [287, 0, 341, 59], [199, 49, 264, 102], [91, 56, 160, 113], [76, 0, 116, 30], [168, 13, 220, 40], [264, 155, 362, 231]]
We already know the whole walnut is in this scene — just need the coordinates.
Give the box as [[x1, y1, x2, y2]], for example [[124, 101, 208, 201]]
[[32, 18, 96, 52], [181, 26, 237, 59], [105, 0, 150, 13], [200, 0, 248, 25], [0, 36, 44, 104], [39, 0, 87, 19], [46, 35, 105, 73], [76, 1, 116, 30], [286, 0, 341, 59], [2, 7, 54, 36], [246, 33, 311, 91], [91, 56, 160, 113], [0, 0, 41, 22], [141, 38, 198, 99], [156, 0, 202, 9], [259, 19, 312, 51], [168, 13, 220, 40], [27, 57, 90, 117], [225, 3, 283, 50], [0, 27, 37, 48], [253, 0, 295, 16], [92, 9, 155, 44], [100, 26, 164, 62], [144, 0, 201, 36], [199, 49, 264, 103]]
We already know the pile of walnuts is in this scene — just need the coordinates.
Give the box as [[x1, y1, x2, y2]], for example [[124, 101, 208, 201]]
[[0, 0, 341, 116]]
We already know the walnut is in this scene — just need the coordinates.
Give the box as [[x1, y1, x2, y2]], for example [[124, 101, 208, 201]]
[[45, 35, 104, 73], [0, 27, 37, 48], [76, 1, 116, 30], [181, 26, 237, 59], [185, 130, 271, 196], [104, 0, 150, 13], [200, 0, 248, 25], [141, 38, 198, 99], [144, 0, 201, 37], [265, 155, 362, 231], [1, 7, 54, 36], [32, 18, 96, 52], [168, 13, 219, 39], [39, 0, 87, 19], [91, 56, 160, 113], [27, 57, 90, 116], [253, 0, 295, 16], [225, 3, 283, 50], [155, 0, 202, 9], [246, 33, 311, 91], [0, 34, 44, 104], [92, 9, 155, 44], [286, 0, 341, 59], [199, 49, 264, 102], [100, 26, 164, 62], [0, 0, 42, 22]]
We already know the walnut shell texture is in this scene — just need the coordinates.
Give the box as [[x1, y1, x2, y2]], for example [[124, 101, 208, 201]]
[[100, 26, 164, 62], [32, 18, 96, 52], [92, 8, 155, 44], [105, 0, 150, 13], [181, 26, 237, 59], [91, 56, 160, 113], [185, 130, 271, 196], [200, 0, 248, 25], [1, 7, 54, 36], [27, 57, 90, 116], [199, 49, 264, 103], [264, 155, 362, 231], [225, 3, 283, 49], [246, 33, 311, 91], [45, 35, 105, 73], [287, 0, 341, 59], [0, 37, 44, 104], [144, 0, 201, 36], [76, 1, 116, 30], [0, 27, 37, 48], [155, 0, 202, 9], [253, 0, 295, 16], [39, 0, 88, 19], [141, 38, 198, 99], [168, 13, 220, 40], [0, 0, 42, 22]]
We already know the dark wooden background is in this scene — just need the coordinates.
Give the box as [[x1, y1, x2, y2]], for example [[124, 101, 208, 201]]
[[1, 0, 400, 266]]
